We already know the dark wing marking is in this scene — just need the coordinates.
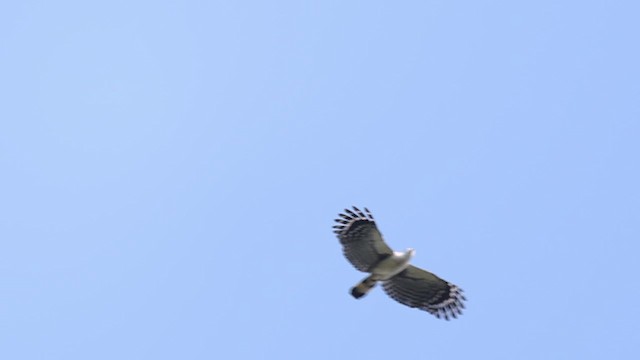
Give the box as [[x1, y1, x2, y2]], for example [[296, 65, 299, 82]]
[[382, 265, 466, 320], [333, 206, 393, 272]]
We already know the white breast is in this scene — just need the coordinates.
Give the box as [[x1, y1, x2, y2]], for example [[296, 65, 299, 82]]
[[371, 250, 414, 280]]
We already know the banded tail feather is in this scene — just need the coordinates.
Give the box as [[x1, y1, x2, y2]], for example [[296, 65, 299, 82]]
[[350, 275, 377, 299]]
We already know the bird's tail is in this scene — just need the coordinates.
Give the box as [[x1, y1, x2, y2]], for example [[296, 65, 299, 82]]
[[350, 275, 377, 299]]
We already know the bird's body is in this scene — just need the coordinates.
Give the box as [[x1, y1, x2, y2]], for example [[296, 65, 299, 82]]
[[370, 250, 414, 279], [333, 206, 466, 320], [349, 249, 414, 299]]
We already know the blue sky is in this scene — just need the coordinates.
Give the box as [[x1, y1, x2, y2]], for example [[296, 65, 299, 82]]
[[1, 1, 639, 359]]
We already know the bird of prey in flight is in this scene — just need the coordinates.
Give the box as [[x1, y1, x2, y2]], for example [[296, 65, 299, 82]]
[[333, 206, 466, 320]]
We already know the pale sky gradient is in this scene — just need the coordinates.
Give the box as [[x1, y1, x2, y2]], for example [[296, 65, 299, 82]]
[[1, 1, 639, 359]]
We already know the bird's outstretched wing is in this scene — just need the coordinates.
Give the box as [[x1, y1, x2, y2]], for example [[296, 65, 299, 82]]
[[382, 265, 465, 320], [333, 206, 393, 272]]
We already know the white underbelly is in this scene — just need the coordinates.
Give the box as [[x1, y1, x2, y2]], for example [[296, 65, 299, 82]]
[[371, 253, 411, 280]]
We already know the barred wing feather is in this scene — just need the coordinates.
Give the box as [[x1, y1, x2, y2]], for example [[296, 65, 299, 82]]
[[333, 207, 393, 272], [382, 265, 466, 320]]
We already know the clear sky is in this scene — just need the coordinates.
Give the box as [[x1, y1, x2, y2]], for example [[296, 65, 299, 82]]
[[1, 1, 639, 359]]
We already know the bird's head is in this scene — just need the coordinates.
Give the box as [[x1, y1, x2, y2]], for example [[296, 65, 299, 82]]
[[406, 248, 416, 257]]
